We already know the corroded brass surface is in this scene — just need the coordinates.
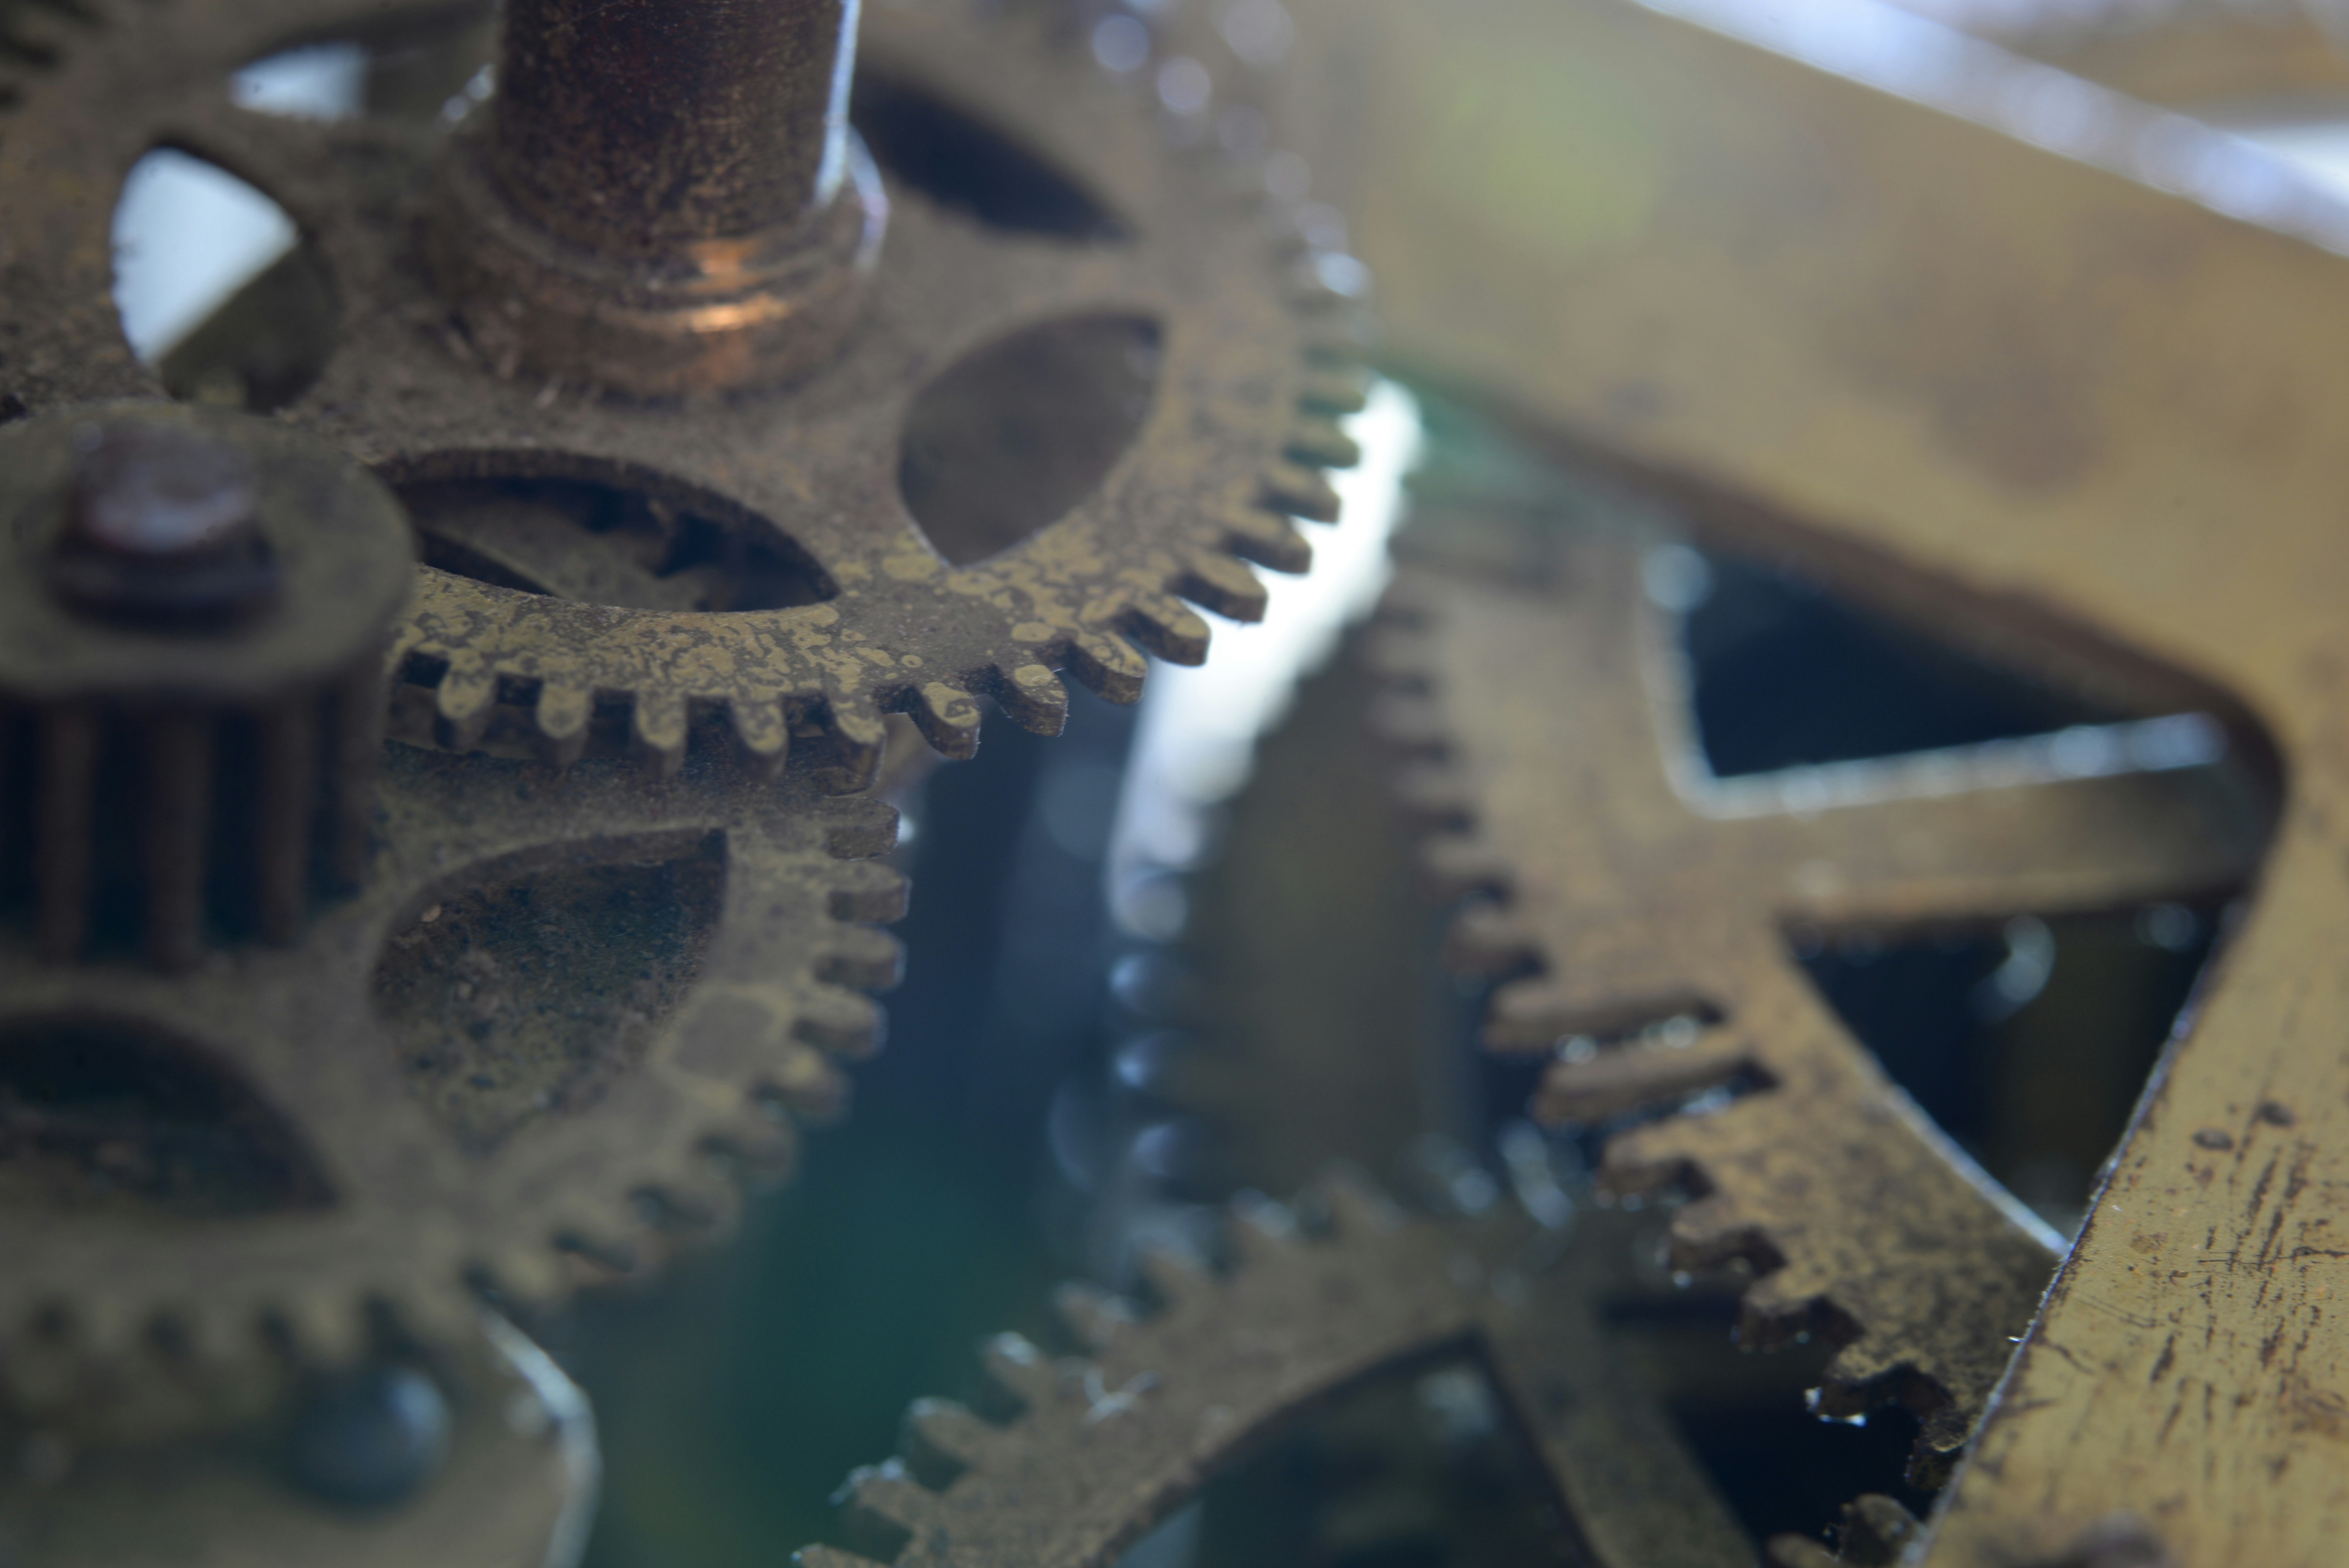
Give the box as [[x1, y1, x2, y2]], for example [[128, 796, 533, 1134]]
[[803, 1178, 1752, 1568], [0, 0, 1366, 784], [1275, 0, 2349, 1556], [1370, 523, 2262, 1480]]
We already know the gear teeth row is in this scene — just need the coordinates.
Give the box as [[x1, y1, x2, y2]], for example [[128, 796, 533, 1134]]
[[798, 1172, 1757, 1568], [1362, 551, 2078, 1486]]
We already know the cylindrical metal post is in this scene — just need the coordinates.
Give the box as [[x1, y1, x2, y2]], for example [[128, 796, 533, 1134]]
[[431, 0, 887, 397], [493, 0, 855, 255]]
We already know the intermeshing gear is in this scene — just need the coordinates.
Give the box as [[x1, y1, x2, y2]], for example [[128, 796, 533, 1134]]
[[1366, 482, 2264, 1482], [0, 0, 1369, 785], [804, 1175, 1754, 1568]]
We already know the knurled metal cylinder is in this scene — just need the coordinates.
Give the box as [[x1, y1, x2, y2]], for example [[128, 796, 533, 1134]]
[[430, 0, 887, 396], [0, 405, 414, 969]]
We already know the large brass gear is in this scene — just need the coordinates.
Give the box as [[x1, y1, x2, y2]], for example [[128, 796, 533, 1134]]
[[0, 731, 904, 1431], [1363, 476, 2268, 1483], [0, 0, 1368, 784]]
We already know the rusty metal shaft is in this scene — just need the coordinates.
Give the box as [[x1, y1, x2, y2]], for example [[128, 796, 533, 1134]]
[[490, 0, 858, 258], [432, 0, 886, 397]]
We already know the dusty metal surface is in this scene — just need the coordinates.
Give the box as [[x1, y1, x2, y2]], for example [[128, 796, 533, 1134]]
[[801, 1178, 1752, 1568], [0, 0, 1366, 785], [1268, 0, 2349, 1557]]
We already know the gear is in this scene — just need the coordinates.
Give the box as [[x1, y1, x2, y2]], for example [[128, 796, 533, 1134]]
[[801, 1175, 1754, 1568], [0, 736, 904, 1430], [0, 0, 1368, 786], [0, 403, 413, 968], [1363, 502, 2265, 1480]]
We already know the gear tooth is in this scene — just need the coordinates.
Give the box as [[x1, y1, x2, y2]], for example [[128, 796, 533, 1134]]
[[828, 860, 911, 923], [1303, 318, 1375, 368], [902, 1397, 1000, 1485], [1391, 759, 1475, 828], [1052, 1281, 1137, 1351], [531, 681, 594, 766], [1444, 901, 1541, 979], [433, 654, 498, 751], [1741, 1264, 1831, 1336], [483, 1245, 567, 1307], [553, 1210, 643, 1277], [1227, 1190, 1304, 1261], [271, 1292, 369, 1367], [1416, 832, 1510, 902], [794, 1548, 892, 1568], [1069, 629, 1148, 703], [68, 1296, 143, 1365], [162, 1297, 246, 1370], [381, 1279, 480, 1351], [729, 695, 791, 778], [1133, 1246, 1213, 1311], [1486, 974, 1580, 1053], [1316, 1170, 1406, 1237], [1285, 415, 1362, 471], [1365, 691, 1448, 756], [756, 1042, 850, 1112], [1297, 366, 1372, 416], [1667, 1194, 1766, 1269], [653, 1166, 746, 1235], [1764, 1536, 1842, 1568], [844, 1464, 945, 1545], [1260, 458, 1340, 523], [1912, 1408, 1974, 1486], [704, 1091, 800, 1164], [829, 699, 889, 787], [910, 681, 983, 759], [630, 691, 689, 776], [1288, 249, 1371, 313], [1539, 1036, 1755, 1123], [825, 801, 901, 861], [1222, 506, 1313, 574], [1123, 595, 1211, 665], [793, 987, 884, 1058], [980, 1331, 1060, 1410], [1177, 549, 1268, 623], [1359, 622, 1437, 686], [1595, 1112, 1716, 1188], [997, 662, 1069, 736], [1823, 1338, 1904, 1395], [819, 924, 906, 991]]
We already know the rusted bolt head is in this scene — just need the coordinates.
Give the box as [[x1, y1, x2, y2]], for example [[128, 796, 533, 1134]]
[[52, 419, 279, 625]]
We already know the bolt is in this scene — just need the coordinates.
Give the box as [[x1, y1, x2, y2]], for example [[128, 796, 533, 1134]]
[[50, 420, 278, 625], [284, 1365, 452, 1508]]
